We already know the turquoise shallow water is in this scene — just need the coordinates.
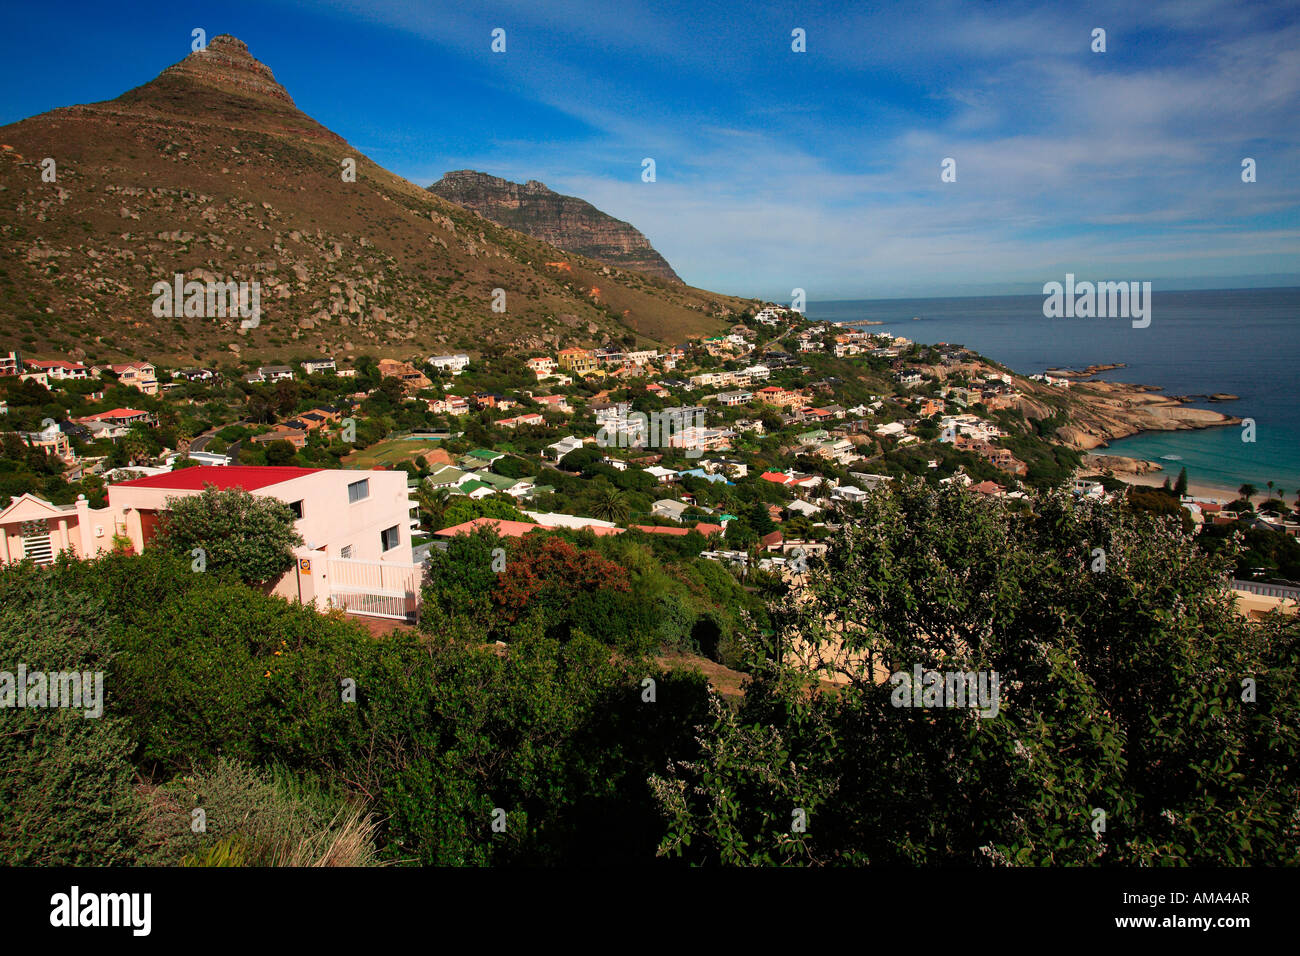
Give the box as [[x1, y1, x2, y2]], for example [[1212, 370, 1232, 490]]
[[807, 288, 1300, 492]]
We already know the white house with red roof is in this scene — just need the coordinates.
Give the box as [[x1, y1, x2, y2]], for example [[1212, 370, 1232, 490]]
[[24, 359, 90, 380], [1, 465, 418, 619], [75, 408, 156, 427], [105, 466, 412, 562]]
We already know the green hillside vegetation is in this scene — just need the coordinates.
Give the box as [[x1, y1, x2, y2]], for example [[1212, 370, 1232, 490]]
[[3, 481, 1296, 866]]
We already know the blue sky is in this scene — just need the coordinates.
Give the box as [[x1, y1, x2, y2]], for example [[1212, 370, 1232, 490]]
[[2, 0, 1297, 300]]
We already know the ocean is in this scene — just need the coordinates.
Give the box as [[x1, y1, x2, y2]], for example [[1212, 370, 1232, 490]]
[[806, 288, 1300, 496]]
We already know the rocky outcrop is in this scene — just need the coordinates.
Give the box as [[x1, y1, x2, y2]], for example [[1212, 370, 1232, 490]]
[[1054, 381, 1241, 450], [1085, 454, 1164, 475], [428, 170, 683, 283], [160, 34, 295, 105]]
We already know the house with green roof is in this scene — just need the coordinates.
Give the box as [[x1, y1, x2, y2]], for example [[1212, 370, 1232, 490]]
[[460, 448, 505, 470], [425, 464, 471, 489], [457, 478, 494, 497], [475, 471, 519, 492]]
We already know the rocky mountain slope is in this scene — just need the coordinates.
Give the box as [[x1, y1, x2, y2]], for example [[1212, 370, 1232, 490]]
[[0, 35, 750, 367], [428, 170, 683, 283]]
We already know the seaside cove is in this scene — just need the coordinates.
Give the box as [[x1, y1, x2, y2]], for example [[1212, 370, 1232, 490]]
[[809, 288, 1300, 493]]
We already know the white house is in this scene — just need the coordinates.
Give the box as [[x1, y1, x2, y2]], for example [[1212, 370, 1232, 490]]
[[429, 354, 470, 374], [651, 499, 690, 521], [546, 436, 585, 462], [24, 360, 90, 380]]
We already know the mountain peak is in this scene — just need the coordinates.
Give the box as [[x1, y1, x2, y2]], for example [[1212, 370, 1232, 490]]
[[159, 34, 295, 106], [429, 170, 682, 283]]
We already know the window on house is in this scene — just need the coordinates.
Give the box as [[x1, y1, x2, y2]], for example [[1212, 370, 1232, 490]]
[[288, 500, 304, 519], [348, 479, 369, 503], [339, 545, 352, 559], [380, 525, 400, 552]]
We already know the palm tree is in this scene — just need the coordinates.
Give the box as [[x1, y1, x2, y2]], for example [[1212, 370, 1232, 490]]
[[1239, 483, 1257, 504], [588, 483, 630, 524], [416, 484, 451, 531], [122, 430, 150, 467]]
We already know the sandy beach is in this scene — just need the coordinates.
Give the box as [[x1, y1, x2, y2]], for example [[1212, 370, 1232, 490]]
[[1082, 451, 1245, 502], [1115, 468, 1242, 503]]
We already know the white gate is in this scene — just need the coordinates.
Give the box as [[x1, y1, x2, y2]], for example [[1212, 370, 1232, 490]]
[[326, 558, 422, 621]]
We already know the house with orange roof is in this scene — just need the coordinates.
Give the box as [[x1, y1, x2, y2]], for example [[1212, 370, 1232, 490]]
[[557, 347, 598, 375], [106, 362, 158, 395]]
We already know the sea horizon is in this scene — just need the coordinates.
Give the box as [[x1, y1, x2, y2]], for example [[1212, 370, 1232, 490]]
[[806, 287, 1300, 497]]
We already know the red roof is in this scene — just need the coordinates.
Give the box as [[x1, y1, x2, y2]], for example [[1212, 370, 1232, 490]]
[[630, 523, 723, 537], [86, 408, 151, 421], [435, 517, 543, 539], [26, 359, 87, 370], [760, 471, 794, 485], [111, 465, 321, 492], [436, 516, 629, 539]]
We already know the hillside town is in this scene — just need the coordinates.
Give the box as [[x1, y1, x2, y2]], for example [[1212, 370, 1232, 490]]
[[4, 302, 1297, 624], [2, 9, 1297, 891]]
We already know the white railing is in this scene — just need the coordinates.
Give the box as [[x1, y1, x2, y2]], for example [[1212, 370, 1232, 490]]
[[1232, 579, 1300, 601], [326, 558, 422, 620]]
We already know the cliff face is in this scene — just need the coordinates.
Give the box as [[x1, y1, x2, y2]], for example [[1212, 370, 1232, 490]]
[[428, 170, 683, 283]]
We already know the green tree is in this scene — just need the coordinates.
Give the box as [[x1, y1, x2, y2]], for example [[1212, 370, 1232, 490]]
[[263, 439, 297, 466], [416, 484, 452, 530], [121, 429, 150, 466], [440, 494, 528, 529], [0, 561, 142, 865], [588, 482, 631, 523], [154, 485, 303, 585], [653, 481, 1300, 865]]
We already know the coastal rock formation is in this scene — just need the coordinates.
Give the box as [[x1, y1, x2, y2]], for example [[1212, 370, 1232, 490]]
[[1084, 454, 1164, 475], [1054, 381, 1241, 450], [1046, 363, 1126, 378], [428, 170, 683, 283]]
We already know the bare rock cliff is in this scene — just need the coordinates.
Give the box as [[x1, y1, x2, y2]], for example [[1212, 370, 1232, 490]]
[[429, 170, 683, 283]]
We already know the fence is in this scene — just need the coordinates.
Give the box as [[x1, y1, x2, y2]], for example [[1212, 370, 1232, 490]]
[[325, 557, 422, 621], [1232, 579, 1300, 601]]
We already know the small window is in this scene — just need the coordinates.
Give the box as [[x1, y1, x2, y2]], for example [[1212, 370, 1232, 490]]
[[340, 545, 352, 559], [288, 500, 304, 519], [380, 525, 400, 552], [348, 479, 369, 503]]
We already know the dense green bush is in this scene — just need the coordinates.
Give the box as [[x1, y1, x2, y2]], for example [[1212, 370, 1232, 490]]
[[0, 561, 141, 865], [653, 481, 1300, 865]]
